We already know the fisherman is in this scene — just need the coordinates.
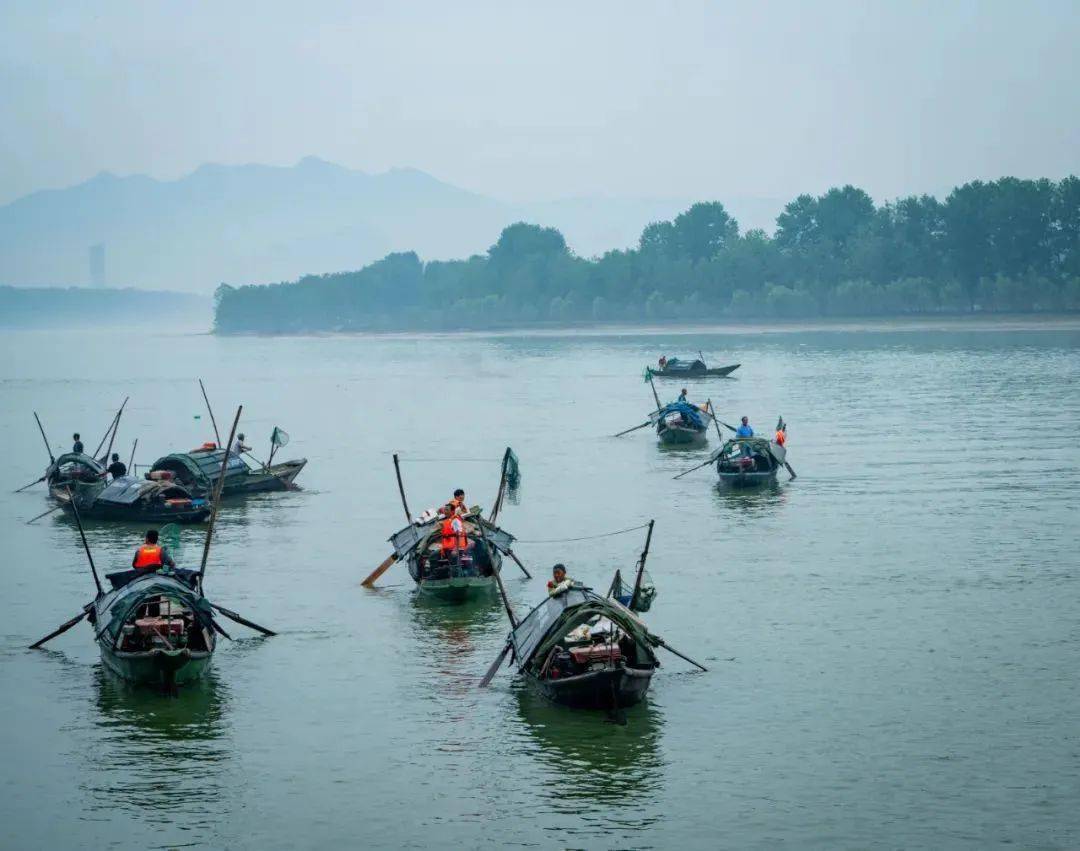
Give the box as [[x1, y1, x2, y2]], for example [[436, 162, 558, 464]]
[[230, 432, 251, 457], [736, 416, 754, 438], [439, 512, 467, 557], [677, 388, 688, 403], [441, 488, 469, 518], [131, 530, 176, 572], [658, 355, 668, 369], [547, 563, 574, 595], [72, 433, 84, 454], [106, 452, 127, 480]]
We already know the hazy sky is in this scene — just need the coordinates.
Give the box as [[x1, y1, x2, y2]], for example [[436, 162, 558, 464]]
[[1, 0, 1078, 206]]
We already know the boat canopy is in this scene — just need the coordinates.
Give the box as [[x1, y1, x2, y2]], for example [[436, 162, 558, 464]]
[[509, 586, 658, 669], [715, 437, 786, 463], [389, 516, 515, 559], [95, 572, 214, 643], [662, 357, 706, 372], [49, 452, 105, 476], [150, 449, 249, 489], [650, 401, 708, 430], [97, 475, 155, 505]]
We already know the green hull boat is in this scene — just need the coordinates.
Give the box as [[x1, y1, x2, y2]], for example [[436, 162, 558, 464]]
[[418, 574, 497, 603]]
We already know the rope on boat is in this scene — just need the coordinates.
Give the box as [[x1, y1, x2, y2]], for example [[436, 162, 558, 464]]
[[393, 457, 504, 463], [514, 523, 650, 544]]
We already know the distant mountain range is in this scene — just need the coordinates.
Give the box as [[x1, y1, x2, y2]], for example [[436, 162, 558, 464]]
[[0, 157, 784, 293]]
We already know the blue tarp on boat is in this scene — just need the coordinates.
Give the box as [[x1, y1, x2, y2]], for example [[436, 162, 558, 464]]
[[653, 401, 708, 430]]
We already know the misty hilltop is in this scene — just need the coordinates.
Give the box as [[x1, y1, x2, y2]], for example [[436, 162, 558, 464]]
[[0, 157, 781, 293]]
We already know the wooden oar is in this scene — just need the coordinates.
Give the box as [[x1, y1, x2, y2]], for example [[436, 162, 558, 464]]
[[199, 379, 222, 448], [613, 421, 651, 438], [479, 641, 512, 688], [649, 634, 708, 672], [14, 475, 47, 494], [26, 503, 63, 524], [29, 606, 90, 649], [361, 553, 398, 587], [501, 546, 531, 579], [648, 374, 662, 410], [33, 412, 54, 463], [209, 602, 276, 637], [673, 454, 718, 480], [475, 519, 518, 626]]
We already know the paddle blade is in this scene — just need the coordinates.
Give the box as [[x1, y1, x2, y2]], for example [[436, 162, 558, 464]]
[[209, 603, 276, 637], [29, 608, 88, 649], [362, 553, 397, 587], [479, 641, 512, 688], [613, 421, 650, 438], [785, 462, 797, 480]]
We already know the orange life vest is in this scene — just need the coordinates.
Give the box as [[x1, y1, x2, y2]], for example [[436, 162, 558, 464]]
[[775, 430, 786, 446], [440, 518, 467, 554], [133, 544, 164, 570]]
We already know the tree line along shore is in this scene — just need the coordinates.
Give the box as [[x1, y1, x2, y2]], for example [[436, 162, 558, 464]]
[[212, 176, 1080, 333]]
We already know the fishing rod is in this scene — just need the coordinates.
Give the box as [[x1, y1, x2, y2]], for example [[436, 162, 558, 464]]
[[66, 487, 102, 596]]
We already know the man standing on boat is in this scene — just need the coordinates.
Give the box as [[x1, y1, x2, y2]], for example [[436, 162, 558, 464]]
[[106, 452, 127, 480], [736, 416, 754, 437], [230, 432, 251, 457], [677, 388, 688, 403], [72, 433, 84, 453], [132, 530, 176, 572]]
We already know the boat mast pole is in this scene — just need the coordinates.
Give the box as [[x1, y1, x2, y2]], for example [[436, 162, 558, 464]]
[[92, 397, 128, 459], [199, 379, 223, 448], [66, 487, 102, 596], [648, 375, 662, 411], [128, 439, 138, 474], [489, 448, 510, 523], [629, 519, 654, 611], [33, 412, 55, 463], [392, 453, 411, 523], [101, 402, 125, 468], [198, 405, 242, 586], [707, 398, 724, 443]]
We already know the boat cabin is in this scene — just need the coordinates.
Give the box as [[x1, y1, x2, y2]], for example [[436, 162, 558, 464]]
[[47, 452, 105, 486], [716, 437, 783, 476], [147, 447, 251, 492]]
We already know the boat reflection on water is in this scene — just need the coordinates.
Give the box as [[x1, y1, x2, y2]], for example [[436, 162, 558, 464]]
[[408, 595, 504, 700], [81, 665, 235, 827], [713, 479, 788, 516], [512, 686, 666, 817]]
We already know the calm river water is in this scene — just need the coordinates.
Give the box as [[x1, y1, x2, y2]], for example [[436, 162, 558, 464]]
[[1, 319, 1078, 850]]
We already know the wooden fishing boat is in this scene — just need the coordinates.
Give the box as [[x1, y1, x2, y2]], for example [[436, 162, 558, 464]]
[[30, 406, 275, 692], [715, 436, 786, 487], [363, 448, 531, 600], [646, 356, 740, 379], [93, 569, 216, 687], [480, 520, 706, 710], [651, 401, 711, 446], [46, 453, 210, 523], [147, 446, 305, 498], [388, 515, 513, 602]]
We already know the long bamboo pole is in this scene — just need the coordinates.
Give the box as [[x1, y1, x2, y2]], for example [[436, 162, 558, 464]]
[[198, 406, 242, 584], [199, 379, 222, 448]]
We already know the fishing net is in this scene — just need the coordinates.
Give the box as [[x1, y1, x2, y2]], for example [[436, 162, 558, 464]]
[[271, 426, 290, 447], [609, 568, 657, 613], [159, 523, 183, 559]]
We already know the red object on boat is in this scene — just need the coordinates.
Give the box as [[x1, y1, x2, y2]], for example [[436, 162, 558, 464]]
[[135, 617, 184, 636], [148, 470, 173, 481], [165, 498, 192, 507], [570, 644, 622, 665]]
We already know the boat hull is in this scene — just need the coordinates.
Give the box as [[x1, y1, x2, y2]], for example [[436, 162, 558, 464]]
[[648, 363, 740, 379], [98, 645, 212, 686], [536, 665, 654, 709], [417, 575, 496, 603], [717, 469, 779, 488], [222, 459, 306, 496], [50, 485, 210, 523], [658, 426, 707, 446]]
